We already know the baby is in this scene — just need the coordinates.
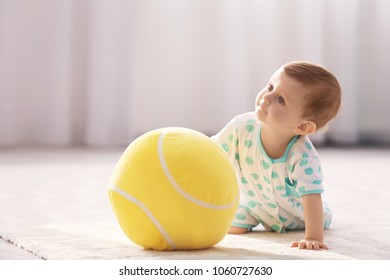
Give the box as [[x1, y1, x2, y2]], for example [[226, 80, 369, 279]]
[[212, 61, 341, 250]]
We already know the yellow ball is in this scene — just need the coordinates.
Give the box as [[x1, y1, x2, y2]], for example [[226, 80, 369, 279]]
[[108, 127, 238, 250]]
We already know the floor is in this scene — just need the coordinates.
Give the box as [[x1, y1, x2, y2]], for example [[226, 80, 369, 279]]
[[1, 147, 390, 260], [0, 239, 41, 260]]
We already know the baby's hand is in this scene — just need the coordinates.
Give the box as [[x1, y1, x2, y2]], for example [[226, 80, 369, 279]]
[[290, 239, 328, 250]]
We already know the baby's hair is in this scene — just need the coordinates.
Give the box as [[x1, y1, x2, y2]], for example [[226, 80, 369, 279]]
[[283, 61, 342, 131]]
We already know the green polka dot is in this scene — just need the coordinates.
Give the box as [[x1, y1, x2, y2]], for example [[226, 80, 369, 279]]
[[305, 142, 313, 150], [313, 180, 322, 185], [271, 171, 278, 179], [236, 213, 246, 220], [251, 173, 259, 180], [318, 166, 322, 173], [235, 139, 239, 146], [267, 203, 277, 208], [246, 124, 254, 132], [288, 164, 294, 172], [276, 186, 284, 191], [222, 143, 229, 152], [257, 202, 263, 207], [262, 160, 271, 169], [247, 119, 256, 124], [245, 157, 253, 165], [256, 184, 263, 190], [305, 167, 313, 175], [247, 190, 256, 197], [247, 201, 256, 208], [303, 153, 309, 158], [241, 177, 248, 184], [229, 134, 233, 142], [271, 224, 280, 232], [263, 176, 271, 184], [279, 215, 288, 222], [262, 194, 270, 200], [287, 222, 296, 228], [235, 153, 239, 161], [244, 140, 253, 148], [300, 159, 308, 166]]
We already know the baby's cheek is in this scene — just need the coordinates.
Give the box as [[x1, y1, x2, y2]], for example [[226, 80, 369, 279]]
[[273, 110, 290, 122]]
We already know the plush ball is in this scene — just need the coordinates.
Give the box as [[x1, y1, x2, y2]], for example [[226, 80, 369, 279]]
[[108, 127, 238, 251]]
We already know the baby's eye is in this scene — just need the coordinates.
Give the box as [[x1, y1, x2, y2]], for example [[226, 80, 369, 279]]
[[267, 83, 274, 91], [277, 96, 285, 105]]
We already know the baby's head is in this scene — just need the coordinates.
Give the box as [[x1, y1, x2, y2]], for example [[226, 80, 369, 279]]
[[283, 61, 341, 131]]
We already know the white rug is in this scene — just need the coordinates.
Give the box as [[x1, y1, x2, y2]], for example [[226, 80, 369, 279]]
[[1, 148, 389, 260]]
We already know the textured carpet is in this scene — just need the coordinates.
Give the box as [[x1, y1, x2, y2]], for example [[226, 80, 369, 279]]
[[0, 147, 389, 260]]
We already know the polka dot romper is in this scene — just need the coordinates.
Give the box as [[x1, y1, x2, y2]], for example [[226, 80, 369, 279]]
[[212, 112, 332, 233]]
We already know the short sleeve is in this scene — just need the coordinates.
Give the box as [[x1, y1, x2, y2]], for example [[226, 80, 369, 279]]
[[290, 139, 324, 197], [211, 117, 240, 170]]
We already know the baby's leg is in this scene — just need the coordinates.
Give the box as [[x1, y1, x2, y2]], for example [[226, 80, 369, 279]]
[[229, 205, 257, 234], [323, 201, 333, 229], [228, 226, 249, 234]]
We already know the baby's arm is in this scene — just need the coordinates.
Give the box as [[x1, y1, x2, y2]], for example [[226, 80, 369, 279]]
[[291, 194, 328, 250]]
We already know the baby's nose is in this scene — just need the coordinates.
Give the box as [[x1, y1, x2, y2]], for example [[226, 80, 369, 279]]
[[262, 93, 272, 104]]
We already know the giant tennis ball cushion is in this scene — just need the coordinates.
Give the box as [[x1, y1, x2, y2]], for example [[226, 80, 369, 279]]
[[108, 127, 238, 250]]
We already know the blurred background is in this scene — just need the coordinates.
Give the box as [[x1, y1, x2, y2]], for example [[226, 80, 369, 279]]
[[0, 0, 389, 148]]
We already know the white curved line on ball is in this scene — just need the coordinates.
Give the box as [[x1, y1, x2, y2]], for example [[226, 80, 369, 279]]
[[109, 184, 177, 250], [158, 130, 237, 210]]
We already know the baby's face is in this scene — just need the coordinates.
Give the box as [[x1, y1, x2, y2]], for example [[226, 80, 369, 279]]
[[255, 67, 310, 134]]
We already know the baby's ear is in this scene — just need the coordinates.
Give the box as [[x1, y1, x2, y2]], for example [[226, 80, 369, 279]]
[[294, 121, 316, 135]]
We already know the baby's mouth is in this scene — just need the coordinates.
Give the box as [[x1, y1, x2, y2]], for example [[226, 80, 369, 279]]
[[259, 102, 267, 113]]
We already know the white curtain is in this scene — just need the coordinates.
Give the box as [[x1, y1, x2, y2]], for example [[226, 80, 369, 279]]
[[1, 0, 389, 147]]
